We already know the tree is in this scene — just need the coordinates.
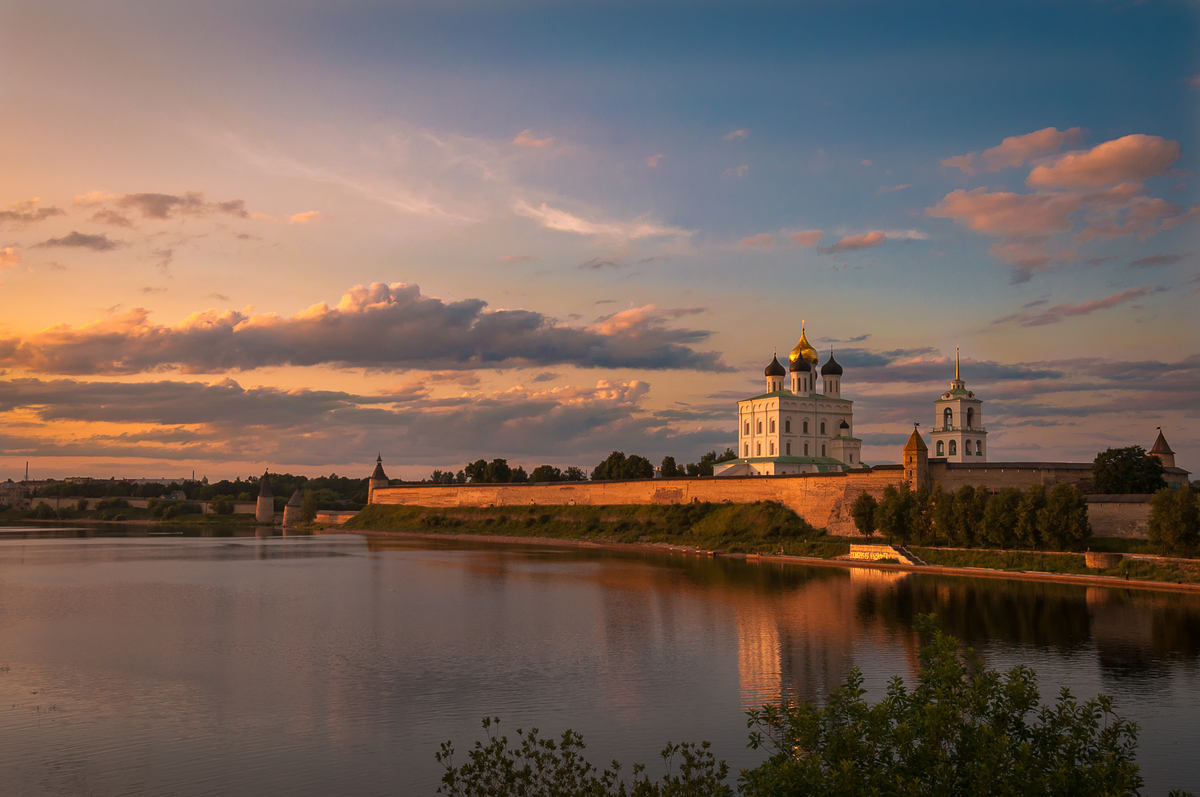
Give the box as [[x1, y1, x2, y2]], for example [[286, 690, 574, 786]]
[[981, 487, 1022, 549], [1093, 445, 1167, 494], [210, 495, 234, 515], [455, 470, 467, 484], [1148, 487, 1200, 557], [740, 617, 1146, 797], [850, 492, 877, 537], [592, 451, 628, 480], [300, 489, 318, 523], [484, 459, 512, 484], [1038, 483, 1091, 551], [950, 485, 985, 547], [685, 449, 738, 477], [429, 470, 455, 484], [1015, 484, 1047, 550], [529, 465, 563, 483], [563, 466, 586, 482], [592, 452, 654, 481], [660, 456, 681, 478], [874, 485, 915, 545], [464, 460, 488, 483], [510, 466, 529, 483], [910, 483, 934, 545], [931, 486, 955, 546]]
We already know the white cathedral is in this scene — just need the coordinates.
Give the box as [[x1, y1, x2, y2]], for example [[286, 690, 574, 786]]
[[714, 330, 989, 477], [715, 326, 865, 476]]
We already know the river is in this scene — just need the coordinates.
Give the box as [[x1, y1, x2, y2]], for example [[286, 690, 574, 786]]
[[0, 526, 1196, 795]]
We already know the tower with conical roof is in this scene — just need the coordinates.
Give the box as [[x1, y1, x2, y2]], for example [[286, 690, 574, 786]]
[[255, 470, 275, 524], [368, 454, 389, 503], [1149, 428, 1176, 469], [282, 488, 303, 526], [904, 425, 929, 489], [930, 347, 987, 463]]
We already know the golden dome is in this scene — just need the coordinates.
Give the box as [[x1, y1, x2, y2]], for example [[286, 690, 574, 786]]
[[788, 323, 819, 365]]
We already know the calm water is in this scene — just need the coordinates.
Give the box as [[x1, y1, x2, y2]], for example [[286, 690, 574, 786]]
[[0, 527, 1197, 796]]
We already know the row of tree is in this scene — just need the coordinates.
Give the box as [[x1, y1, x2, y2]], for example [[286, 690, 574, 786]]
[[428, 449, 741, 485], [1148, 487, 1200, 557], [851, 483, 1092, 551]]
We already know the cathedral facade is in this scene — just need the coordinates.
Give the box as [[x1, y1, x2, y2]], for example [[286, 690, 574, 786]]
[[715, 326, 864, 477]]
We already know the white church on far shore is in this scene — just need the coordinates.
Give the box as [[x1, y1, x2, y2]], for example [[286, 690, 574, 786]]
[[715, 326, 865, 476]]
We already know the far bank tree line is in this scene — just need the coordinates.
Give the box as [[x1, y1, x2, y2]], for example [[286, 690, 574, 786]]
[[426, 449, 739, 485]]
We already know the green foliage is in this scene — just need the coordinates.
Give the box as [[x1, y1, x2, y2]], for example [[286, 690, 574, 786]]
[[1015, 484, 1047, 550], [660, 456, 681, 478], [429, 470, 457, 484], [564, 466, 586, 482], [530, 465, 563, 483], [75, 498, 89, 512], [300, 490, 318, 524], [593, 451, 655, 481], [1148, 487, 1200, 557], [981, 487, 1022, 549], [850, 491, 877, 537], [437, 717, 732, 797], [95, 497, 129, 510], [1093, 446, 1167, 495], [511, 466, 529, 483], [210, 495, 234, 515], [32, 502, 56, 519], [684, 449, 738, 477], [874, 484, 916, 545], [740, 617, 1145, 797], [1038, 484, 1091, 551], [910, 483, 934, 545]]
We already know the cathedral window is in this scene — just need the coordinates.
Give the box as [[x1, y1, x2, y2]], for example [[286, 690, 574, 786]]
[[976, 440, 982, 454], [744, 444, 749, 456], [769, 419, 775, 433], [944, 408, 953, 429], [744, 422, 749, 435], [757, 420, 762, 434], [937, 441, 944, 456], [967, 407, 975, 429], [770, 442, 775, 455], [786, 442, 791, 455], [821, 444, 826, 457], [820, 421, 826, 435], [949, 440, 957, 456], [756, 443, 761, 456], [803, 420, 809, 434], [804, 443, 809, 456], [849, 454, 854, 462], [785, 419, 791, 433]]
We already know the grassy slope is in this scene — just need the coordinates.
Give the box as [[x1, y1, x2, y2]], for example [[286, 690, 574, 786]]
[[346, 502, 850, 558]]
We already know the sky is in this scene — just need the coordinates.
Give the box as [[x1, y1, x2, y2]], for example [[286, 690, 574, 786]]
[[0, 0, 1197, 481]]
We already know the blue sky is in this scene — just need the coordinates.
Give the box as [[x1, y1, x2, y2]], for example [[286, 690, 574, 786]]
[[0, 0, 1196, 479]]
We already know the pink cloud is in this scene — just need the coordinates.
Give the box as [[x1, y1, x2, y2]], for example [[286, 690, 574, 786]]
[[723, 165, 748, 178], [819, 231, 886, 254], [289, 210, 320, 224], [646, 154, 663, 168], [926, 188, 1081, 236], [499, 255, 538, 262], [0, 246, 19, 270], [739, 233, 774, 248], [788, 230, 824, 248], [1191, 75, 1200, 90], [876, 184, 911, 195], [943, 127, 1085, 175], [991, 286, 1159, 327], [513, 129, 554, 148], [722, 129, 750, 141], [1027, 134, 1181, 189]]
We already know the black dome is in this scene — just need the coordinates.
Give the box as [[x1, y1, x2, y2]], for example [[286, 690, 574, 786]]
[[820, 351, 844, 376], [765, 355, 786, 377], [789, 356, 811, 373]]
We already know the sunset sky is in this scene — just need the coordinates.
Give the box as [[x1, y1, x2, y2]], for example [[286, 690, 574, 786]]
[[1, 0, 1197, 481]]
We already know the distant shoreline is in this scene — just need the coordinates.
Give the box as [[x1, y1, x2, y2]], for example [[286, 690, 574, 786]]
[[327, 526, 1200, 596]]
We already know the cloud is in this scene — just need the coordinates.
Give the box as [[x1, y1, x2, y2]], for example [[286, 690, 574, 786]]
[[141, 287, 168, 294], [0, 282, 730, 375], [876, 184, 911, 195], [723, 165, 748, 178], [739, 233, 774, 248], [646, 154, 663, 168], [1130, 253, 1189, 268], [927, 188, 1080, 237], [942, 127, 1085, 175], [529, 371, 560, 383], [34, 231, 122, 251], [289, 210, 321, 224], [1026, 135, 1181, 189], [991, 285, 1159, 326], [117, 191, 207, 219], [75, 190, 264, 222], [788, 230, 824, 248], [499, 254, 538, 262], [1085, 255, 1118, 267], [91, 209, 133, 227], [0, 198, 64, 227], [1192, 75, 1200, 90], [818, 231, 887, 254], [722, 129, 749, 141], [577, 253, 631, 269], [860, 159, 873, 167], [513, 129, 554, 148], [513, 201, 689, 239], [208, 293, 230, 301], [0, 247, 20, 270]]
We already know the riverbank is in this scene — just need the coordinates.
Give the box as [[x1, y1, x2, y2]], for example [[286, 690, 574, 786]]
[[342, 503, 1200, 592]]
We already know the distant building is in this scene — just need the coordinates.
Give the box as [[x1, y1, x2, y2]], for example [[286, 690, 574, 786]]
[[368, 455, 389, 502], [930, 348, 987, 462], [255, 471, 275, 524]]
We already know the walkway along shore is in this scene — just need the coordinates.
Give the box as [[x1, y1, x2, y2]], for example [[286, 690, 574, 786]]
[[326, 527, 1200, 596]]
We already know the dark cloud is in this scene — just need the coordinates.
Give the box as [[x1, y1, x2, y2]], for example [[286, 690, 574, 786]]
[[529, 371, 560, 383], [34, 231, 122, 251], [578, 254, 630, 270], [117, 192, 206, 219], [208, 292, 231, 301], [0, 204, 65, 226], [1130, 253, 1190, 268], [91, 209, 133, 227], [0, 282, 730, 375], [992, 286, 1162, 327], [216, 199, 250, 218], [1086, 256, 1118, 267]]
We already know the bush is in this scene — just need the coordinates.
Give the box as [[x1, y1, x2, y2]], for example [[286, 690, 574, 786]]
[[300, 490, 318, 523], [1093, 445, 1167, 494], [32, 502, 55, 520], [874, 485, 916, 545], [981, 487, 1022, 549], [210, 495, 234, 515], [1148, 487, 1200, 557], [96, 497, 129, 511], [850, 492, 877, 536], [1038, 484, 1091, 551], [76, 498, 89, 512]]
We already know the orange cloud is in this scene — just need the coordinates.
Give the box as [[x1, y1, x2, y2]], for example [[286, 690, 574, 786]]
[[1027, 134, 1180, 189], [943, 127, 1085, 175], [739, 233, 774, 248], [646, 154, 663, 168], [992, 285, 1159, 326], [819, 231, 886, 254], [499, 254, 538, 262], [722, 129, 750, 141], [927, 188, 1081, 236], [788, 230, 824, 248], [289, 211, 320, 224], [513, 129, 554, 147], [0, 246, 20, 270]]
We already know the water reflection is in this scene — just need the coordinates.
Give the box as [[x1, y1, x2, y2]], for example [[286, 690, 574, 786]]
[[0, 530, 1196, 796]]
